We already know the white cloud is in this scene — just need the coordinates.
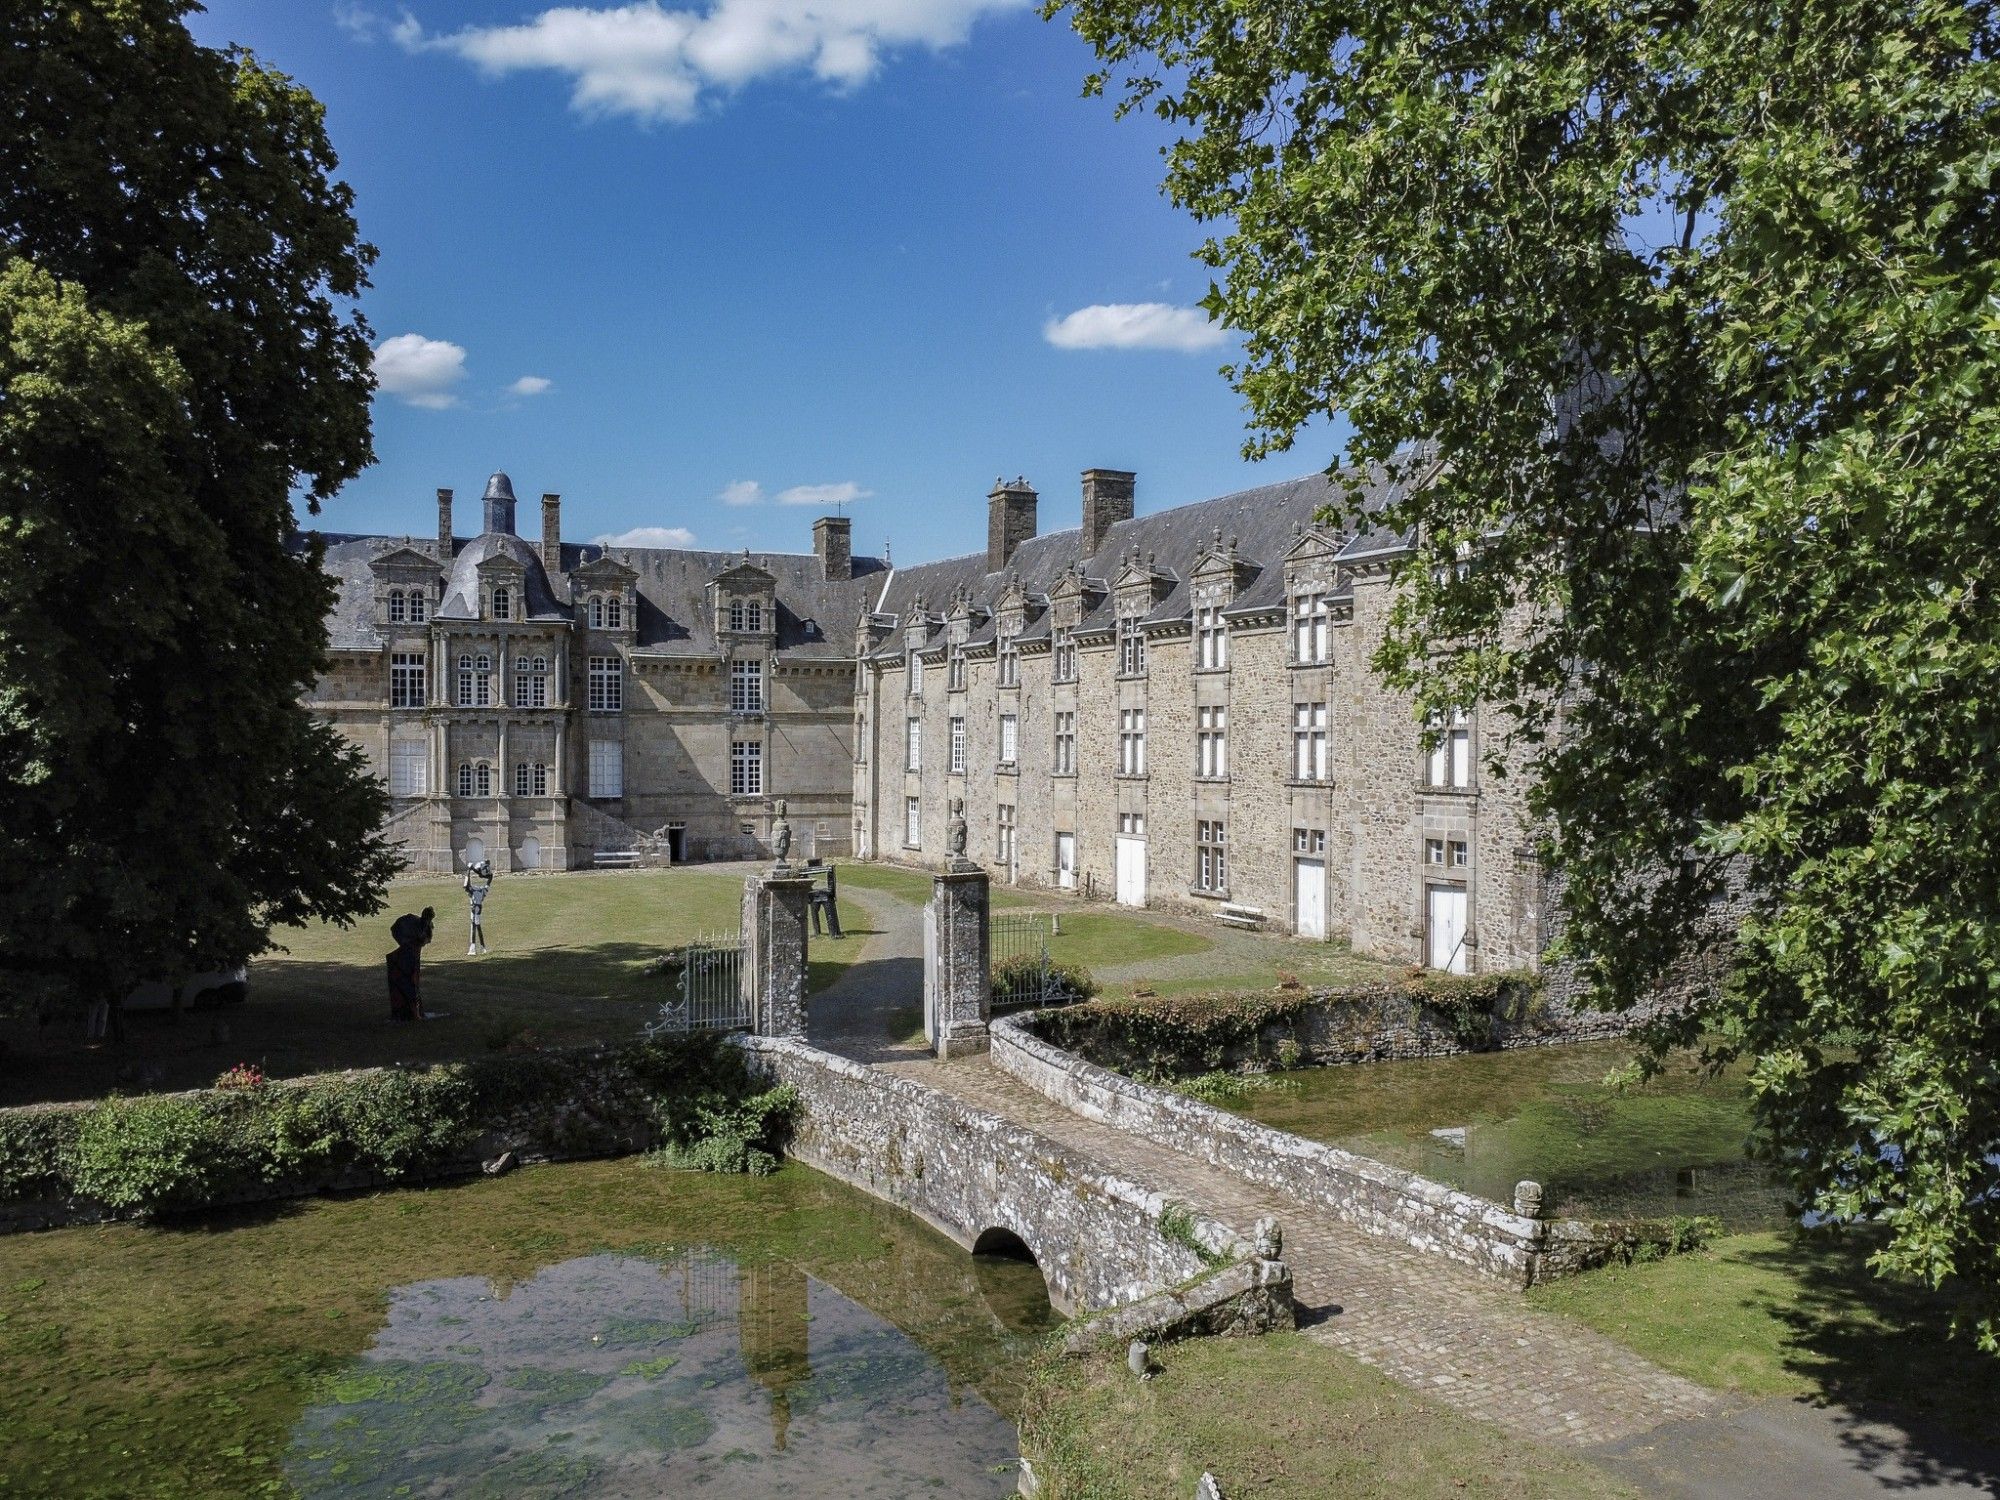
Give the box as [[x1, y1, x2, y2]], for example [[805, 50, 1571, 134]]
[[509, 375, 554, 397], [373, 333, 468, 408], [776, 481, 871, 507], [395, 0, 1029, 124], [718, 479, 764, 506], [1043, 302, 1227, 353], [594, 525, 697, 548]]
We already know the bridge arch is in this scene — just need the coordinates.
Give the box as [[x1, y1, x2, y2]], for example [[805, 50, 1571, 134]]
[[971, 1225, 1038, 1263]]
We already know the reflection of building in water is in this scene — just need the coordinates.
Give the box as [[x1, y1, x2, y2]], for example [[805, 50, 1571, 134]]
[[738, 1261, 812, 1450]]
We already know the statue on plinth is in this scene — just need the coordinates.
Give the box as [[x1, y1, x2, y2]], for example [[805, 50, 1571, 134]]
[[771, 799, 793, 870], [946, 797, 976, 872]]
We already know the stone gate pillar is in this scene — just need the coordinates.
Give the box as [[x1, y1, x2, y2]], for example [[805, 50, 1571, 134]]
[[927, 858, 992, 1059], [744, 870, 812, 1039]]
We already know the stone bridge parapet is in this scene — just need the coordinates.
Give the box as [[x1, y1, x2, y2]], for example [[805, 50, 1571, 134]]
[[734, 1034, 1293, 1327]]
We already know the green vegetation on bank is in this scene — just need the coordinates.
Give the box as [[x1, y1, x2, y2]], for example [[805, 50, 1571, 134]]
[[0, 1033, 792, 1215], [1020, 1333, 1632, 1499], [1529, 1229, 2000, 1444]]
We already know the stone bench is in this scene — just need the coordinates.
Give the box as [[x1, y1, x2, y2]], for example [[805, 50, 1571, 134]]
[[1216, 903, 1265, 930], [592, 849, 642, 869]]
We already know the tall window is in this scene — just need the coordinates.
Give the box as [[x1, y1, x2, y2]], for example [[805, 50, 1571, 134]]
[[1196, 820, 1227, 893], [1118, 708, 1147, 776], [589, 739, 622, 798], [948, 646, 967, 691], [390, 651, 426, 709], [1117, 616, 1147, 676], [407, 589, 427, 623], [746, 600, 764, 632], [605, 594, 622, 629], [728, 598, 746, 632], [1053, 711, 1075, 774], [1294, 591, 1329, 664], [999, 713, 1019, 766], [731, 739, 763, 796], [590, 596, 605, 629], [997, 634, 1019, 687], [1053, 628, 1077, 683], [475, 761, 493, 798], [996, 803, 1015, 867], [491, 586, 511, 621], [513, 655, 549, 709], [1196, 605, 1228, 670], [949, 716, 966, 774], [1197, 705, 1229, 778], [731, 659, 764, 713], [388, 590, 406, 624], [1426, 707, 1472, 788], [1293, 702, 1328, 782], [457, 654, 472, 707], [907, 649, 924, 695], [588, 656, 622, 712], [390, 741, 427, 796], [905, 717, 922, 771], [904, 796, 922, 848], [457, 762, 473, 798], [515, 761, 533, 797]]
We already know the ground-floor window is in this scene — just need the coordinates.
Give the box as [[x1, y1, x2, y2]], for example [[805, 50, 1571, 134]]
[[996, 803, 1015, 866], [1195, 818, 1227, 893], [390, 740, 427, 796], [905, 796, 921, 848], [589, 739, 622, 798]]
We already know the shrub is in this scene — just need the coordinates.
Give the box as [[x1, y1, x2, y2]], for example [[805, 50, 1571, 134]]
[[0, 1109, 78, 1202], [993, 954, 1097, 1007], [68, 1094, 244, 1212], [647, 1084, 798, 1177]]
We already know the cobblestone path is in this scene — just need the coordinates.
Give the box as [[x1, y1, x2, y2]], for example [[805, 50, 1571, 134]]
[[883, 1053, 1720, 1448]]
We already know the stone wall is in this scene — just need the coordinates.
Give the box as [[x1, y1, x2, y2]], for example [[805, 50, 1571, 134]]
[[735, 1033, 1293, 1329], [990, 1014, 1643, 1288]]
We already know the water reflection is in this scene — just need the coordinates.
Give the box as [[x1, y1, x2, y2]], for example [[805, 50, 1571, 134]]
[[288, 1249, 1043, 1497]]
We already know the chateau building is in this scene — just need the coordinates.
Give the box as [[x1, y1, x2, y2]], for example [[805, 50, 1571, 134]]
[[850, 461, 1547, 976], [307, 473, 877, 872]]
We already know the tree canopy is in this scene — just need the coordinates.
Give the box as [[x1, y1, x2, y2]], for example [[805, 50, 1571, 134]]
[[0, 2, 399, 1023], [1053, 0, 2000, 1341]]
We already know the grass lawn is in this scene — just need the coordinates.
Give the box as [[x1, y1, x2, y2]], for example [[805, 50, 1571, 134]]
[[0, 867, 876, 1108], [1035, 912, 1211, 971], [1528, 1228, 2000, 1444], [1022, 1333, 1631, 1499]]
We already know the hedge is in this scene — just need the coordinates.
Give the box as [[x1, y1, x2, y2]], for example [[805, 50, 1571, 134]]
[[0, 1032, 794, 1218]]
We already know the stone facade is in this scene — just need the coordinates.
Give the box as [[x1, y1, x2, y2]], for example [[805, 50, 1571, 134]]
[[305, 475, 878, 872], [852, 461, 1549, 975]]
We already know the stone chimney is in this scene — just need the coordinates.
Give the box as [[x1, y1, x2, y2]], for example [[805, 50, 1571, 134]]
[[541, 493, 562, 573], [813, 515, 852, 581], [987, 476, 1037, 574], [1081, 468, 1136, 555], [436, 487, 454, 560]]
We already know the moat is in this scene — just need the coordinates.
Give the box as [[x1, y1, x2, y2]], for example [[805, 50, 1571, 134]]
[[1224, 1040, 1782, 1228]]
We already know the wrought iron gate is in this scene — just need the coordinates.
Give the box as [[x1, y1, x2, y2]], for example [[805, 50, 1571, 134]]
[[648, 931, 751, 1035], [990, 912, 1060, 1011]]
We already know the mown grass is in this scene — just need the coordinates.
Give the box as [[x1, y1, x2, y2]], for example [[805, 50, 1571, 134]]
[[1022, 1333, 1632, 1499], [0, 1158, 1052, 1499], [1528, 1227, 2000, 1444], [2, 868, 875, 1106]]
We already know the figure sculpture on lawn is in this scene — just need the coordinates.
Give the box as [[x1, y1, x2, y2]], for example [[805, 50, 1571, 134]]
[[386, 905, 435, 1023], [463, 861, 493, 955]]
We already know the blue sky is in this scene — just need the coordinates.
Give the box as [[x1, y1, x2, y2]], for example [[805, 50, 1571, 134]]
[[191, 2, 1344, 563]]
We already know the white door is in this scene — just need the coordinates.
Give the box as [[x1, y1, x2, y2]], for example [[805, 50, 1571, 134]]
[[1427, 885, 1469, 974], [1056, 834, 1077, 891], [1294, 858, 1326, 940], [1115, 837, 1147, 908], [462, 837, 487, 872], [516, 835, 542, 871]]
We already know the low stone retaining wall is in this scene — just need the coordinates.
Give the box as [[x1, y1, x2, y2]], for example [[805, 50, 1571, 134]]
[[992, 1014, 1643, 1287], [735, 1033, 1294, 1331]]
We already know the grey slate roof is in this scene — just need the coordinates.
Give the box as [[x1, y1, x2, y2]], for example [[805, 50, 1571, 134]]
[[867, 456, 1431, 649], [308, 530, 886, 655]]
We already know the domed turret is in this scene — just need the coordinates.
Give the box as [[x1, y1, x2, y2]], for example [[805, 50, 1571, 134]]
[[481, 472, 518, 535]]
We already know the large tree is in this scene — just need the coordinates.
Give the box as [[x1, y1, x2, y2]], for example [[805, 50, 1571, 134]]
[[0, 2, 399, 1026], [1054, 0, 2000, 1339]]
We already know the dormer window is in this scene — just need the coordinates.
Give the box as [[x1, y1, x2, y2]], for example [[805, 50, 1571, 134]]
[[1293, 591, 1329, 664], [747, 600, 764, 633], [1117, 617, 1147, 678], [408, 589, 427, 623], [948, 645, 967, 692], [997, 633, 1019, 688], [589, 596, 604, 629], [1196, 604, 1228, 671], [388, 590, 406, 624], [907, 649, 924, 696], [606, 594, 623, 629], [491, 586, 511, 622], [729, 599, 745, 632], [1053, 628, 1077, 683]]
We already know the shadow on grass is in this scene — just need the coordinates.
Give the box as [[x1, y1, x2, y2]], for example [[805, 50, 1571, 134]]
[[1738, 1229, 2000, 1483], [0, 941, 680, 1108]]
